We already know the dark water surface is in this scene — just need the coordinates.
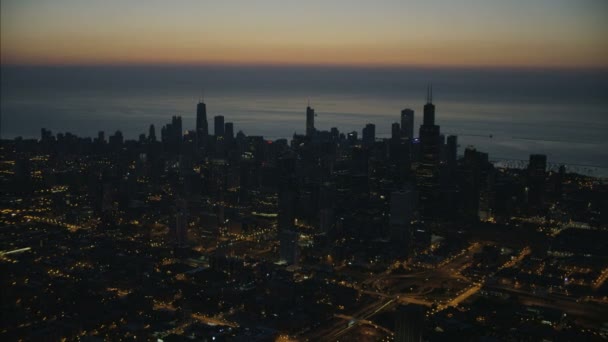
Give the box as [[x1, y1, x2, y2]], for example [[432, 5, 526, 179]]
[[2, 65, 607, 175]]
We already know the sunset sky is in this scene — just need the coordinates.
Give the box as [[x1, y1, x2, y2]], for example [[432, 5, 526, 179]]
[[2, 0, 607, 68]]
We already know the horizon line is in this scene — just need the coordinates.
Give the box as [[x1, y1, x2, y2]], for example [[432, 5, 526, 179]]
[[2, 61, 608, 72]]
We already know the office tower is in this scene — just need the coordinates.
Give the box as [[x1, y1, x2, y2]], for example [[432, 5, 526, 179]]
[[362, 123, 375, 147], [394, 305, 425, 342], [347, 131, 358, 144], [391, 122, 401, 140], [159, 116, 182, 153], [175, 199, 188, 247], [460, 147, 482, 219], [97, 131, 105, 144], [528, 154, 547, 210], [196, 100, 209, 142], [390, 187, 416, 257], [389, 138, 411, 183], [446, 135, 458, 165], [172, 116, 182, 142], [109, 130, 123, 147], [278, 154, 299, 264], [224, 122, 234, 140], [306, 106, 315, 137], [330, 127, 339, 141], [446, 135, 457, 167], [41, 128, 53, 142], [417, 86, 441, 218], [214, 115, 225, 137], [319, 181, 336, 238], [401, 108, 414, 140], [148, 124, 156, 142]]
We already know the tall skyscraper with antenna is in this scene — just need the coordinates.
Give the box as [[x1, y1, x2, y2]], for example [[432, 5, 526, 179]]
[[417, 85, 441, 218]]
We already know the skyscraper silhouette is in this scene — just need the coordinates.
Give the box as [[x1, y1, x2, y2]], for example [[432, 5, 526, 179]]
[[278, 153, 299, 265], [148, 124, 156, 142], [214, 115, 225, 138], [196, 100, 209, 144], [401, 108, 414, 140], [224, 122, 234, 140], [392, 122, 401, 140], [306, 106, 315, 137], [417, 86, 441, 218], [528, 154, 547, 211], [362, 123, 376, 147]]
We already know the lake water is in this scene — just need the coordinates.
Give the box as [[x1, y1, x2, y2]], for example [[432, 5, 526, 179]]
[[2, 65, 607, 176]]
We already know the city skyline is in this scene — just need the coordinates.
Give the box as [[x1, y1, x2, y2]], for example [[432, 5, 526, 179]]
[[2, 1, 608, 340], [2, 1, 607, 68], [3, 87, 607, 340]]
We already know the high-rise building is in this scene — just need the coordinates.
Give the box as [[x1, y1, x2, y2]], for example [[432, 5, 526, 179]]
[[224, 122, 234, 140], [417, 86, 441, 218], [389, 138, 411, 183], [306, 106, 315, 137], [214, 115, 225, 138], [160, 116, 182, 152], [175, 199, 188, 247], [401, 108, 414, 140], [109, 130, 123, 147], [390, 187, 416, 257], [528, 154, 547, 211], [330, 127, 339, 141], [391, 122, 401, 140], [172, 116, 182, 142], [362, 123, 375, 147], [278, 154, 299, 264], [97, 131, 105, 144], [149, 124, 156, 142], [41, 128, 53, 142], [446, 135, 457, 170], [347, 131, 358, 145], [196, 101, 209, 142], [460, 147, 483, 219]]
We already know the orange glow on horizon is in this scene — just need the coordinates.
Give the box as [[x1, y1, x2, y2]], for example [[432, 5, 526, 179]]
[[3, 39, 607, 69], [2, 1, 607, 69]]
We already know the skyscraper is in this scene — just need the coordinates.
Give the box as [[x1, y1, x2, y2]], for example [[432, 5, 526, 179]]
[[174, 198, 188, 247], [401, 108, 414, 140], [306, 106, 315, 137], [278, 153, 299, 264], [148, 124, 156, 142], [172, 116, 183, 142], [196, 100, 209, 143], [390, 187, 416, 257], [214, 115, 225, 138], [224, 122, 234, 140], [417, 86, 441, 218], [362, 123, 375, 147], [446, 135, 457, 170], [97, 131, 105, 144], [528, 154, 547, 211], [391, 122, 401, 140]]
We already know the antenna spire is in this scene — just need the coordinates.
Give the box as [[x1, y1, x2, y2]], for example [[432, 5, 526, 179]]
[[430, 84, 433, 103]]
